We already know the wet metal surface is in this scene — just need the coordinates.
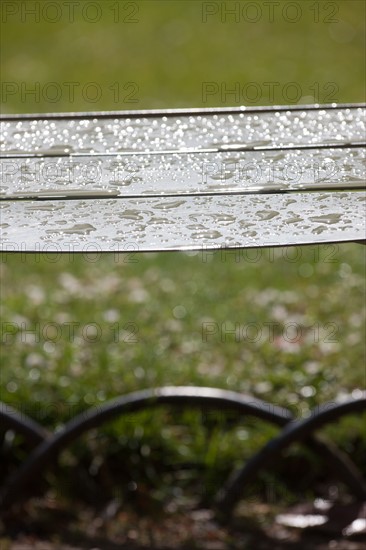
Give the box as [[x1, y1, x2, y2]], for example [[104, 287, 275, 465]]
[[1, 192, 365, 253], [1, 104, 365, 252]]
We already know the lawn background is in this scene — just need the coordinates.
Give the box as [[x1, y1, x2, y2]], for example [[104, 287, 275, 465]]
[[1, 0, 365, 509]]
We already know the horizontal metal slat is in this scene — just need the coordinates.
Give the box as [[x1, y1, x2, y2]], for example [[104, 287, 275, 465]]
[[1, 192, 365, 253], [1, 106, 365, 157], [1, 147, 364, 200]]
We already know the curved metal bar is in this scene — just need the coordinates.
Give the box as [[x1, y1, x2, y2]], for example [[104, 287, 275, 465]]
[[1, 389, 365, 514], [0, 386, 291, 509], [215, 393, 366, 517], [0, 402, 49, 445], [304, 436, 366, 501]]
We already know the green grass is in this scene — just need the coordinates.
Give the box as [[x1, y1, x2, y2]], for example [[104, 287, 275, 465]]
[[1, 245, 365, 504], [0, 0, 365, 509], [1, 0, 365, 112]]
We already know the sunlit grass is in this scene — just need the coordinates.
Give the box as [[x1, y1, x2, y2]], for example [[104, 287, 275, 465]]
[[0, 0, 365, 507], [1, 243, 365, 502]]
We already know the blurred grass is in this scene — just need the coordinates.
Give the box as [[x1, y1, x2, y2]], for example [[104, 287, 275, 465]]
[[0, 0, 365, 507], [1, 245, 365, 503], [1, 0, 365, 112]]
